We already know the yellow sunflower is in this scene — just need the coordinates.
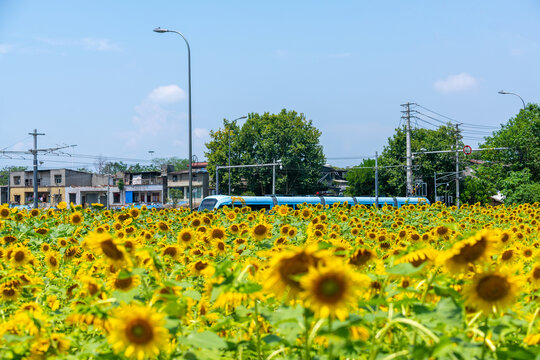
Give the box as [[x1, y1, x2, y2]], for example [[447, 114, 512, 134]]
[[85, 232, 130, 267], [396, 248, 438, 269], [0, 206, 10, 218], [108, 274, 141, 292], [463, 268, 520, 314], [177, 228, 196, 247], [251, 223, 272, 241], [209, 226, 227, 241], [107, 304, 170, 360], [442, 229, 498, 273], [265, 246, 321, 298], [299, 260, 370, 320], [69, 211, 84, 225], [529, 264, 540, 286], [44, 251, 61, 271], [348, 248, 375, 268], [11, 245, 32, 267]]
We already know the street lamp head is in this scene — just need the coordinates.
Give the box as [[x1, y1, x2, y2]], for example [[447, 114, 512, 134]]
[[153, 27, 168, 33], [498, 90, 509, 95]]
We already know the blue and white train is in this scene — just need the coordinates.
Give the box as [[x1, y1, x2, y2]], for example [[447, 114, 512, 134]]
[[198, 195, 429, 211]]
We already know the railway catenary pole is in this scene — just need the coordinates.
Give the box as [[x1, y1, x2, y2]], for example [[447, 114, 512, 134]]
[[455, 124, 460, 209], [29, 129, 45, 209], [272, 159, 276, 195], [434, 172, 437, 202], [215, 166, 219, 195], [375, 151, 379, 208], [401, 103, 413, 197]]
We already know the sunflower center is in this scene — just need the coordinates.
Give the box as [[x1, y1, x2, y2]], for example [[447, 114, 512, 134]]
[[181, 233, 192, 242], [349, 250, 372, 266], [195, 261, 208, 271], [115, 276, 133, 289], [100, 239, 124, 260], [454, 237, 487, 263], [501, 250, 513, 261], [533, 267, 540, 280], [163, 247, 177, 257], [126, 319, 154, 344], [476, 274, 510, 302], [3, 288, 15, 297], [254, 225, 267, 236], [218, 242, 225, 251], [317, 276, 344, 302], [278, 252, 318, 290], [211, 229, 224, 239], [49, 257, 58, 267], [14, 251, 25, 262]]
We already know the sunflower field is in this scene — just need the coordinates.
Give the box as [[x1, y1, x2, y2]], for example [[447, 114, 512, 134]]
[[0, 201, 539, 360]]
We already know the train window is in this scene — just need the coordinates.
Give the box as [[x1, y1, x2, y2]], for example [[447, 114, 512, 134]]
[[247, 204, 272, 211], [200, 198, 218, 211]]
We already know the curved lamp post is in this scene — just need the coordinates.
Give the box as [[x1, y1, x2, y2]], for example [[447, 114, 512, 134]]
[[498, 90, 526, 110], [153, 27, 193, 210], [228, 116, 247, 195]]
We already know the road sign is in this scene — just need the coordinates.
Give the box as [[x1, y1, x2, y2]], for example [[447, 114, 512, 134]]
[[463, 145, 472, 155]]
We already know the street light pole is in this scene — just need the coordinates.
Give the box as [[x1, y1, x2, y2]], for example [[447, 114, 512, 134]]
[[154, 27, 193, 210], [498, 90, 526, 110], [227, 116, 247, 195]]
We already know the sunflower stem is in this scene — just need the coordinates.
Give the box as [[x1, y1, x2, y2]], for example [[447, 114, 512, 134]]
[[254, 300, 263, 360], [480, 316, 489, 360], [303, 308, 311, 360], [328, 317, 334, 360], [420, 268, 439, 304], [527, 307, 539, 336]]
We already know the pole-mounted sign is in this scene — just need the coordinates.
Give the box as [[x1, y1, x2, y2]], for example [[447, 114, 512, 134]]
[[463, 145, 472, 155]]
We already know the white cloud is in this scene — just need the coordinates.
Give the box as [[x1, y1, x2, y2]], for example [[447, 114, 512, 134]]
[[148, 85, 186, 104], [0, 44, 13, 54], [433, 73, 478, 93], [80, 37, 120, 52], [194, 128, 209, 138]]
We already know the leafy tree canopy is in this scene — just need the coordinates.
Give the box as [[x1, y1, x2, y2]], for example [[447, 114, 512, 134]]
[[345, 159, 376, 196], [0, 166, 27, 186], [205, 109, 325, 195], [377, 124, 464, 201]]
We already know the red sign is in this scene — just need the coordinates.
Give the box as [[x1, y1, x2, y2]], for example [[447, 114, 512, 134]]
[[463, 145, 472, 155]]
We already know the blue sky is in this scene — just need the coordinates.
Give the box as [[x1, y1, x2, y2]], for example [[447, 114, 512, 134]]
[[1, 0, 539, 170]]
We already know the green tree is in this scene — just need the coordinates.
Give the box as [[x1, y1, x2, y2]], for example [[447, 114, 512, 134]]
[[482, 104, 540, 178], [0, 166, 26, 186], [102, 161, 128, 174], [462, 103, 540, 204], [205, 109, 325, 195], [151, 157, 189, 171], [168, 188, 184, 206], [377, 125, 463, 201], [345, 159, 376, 196]]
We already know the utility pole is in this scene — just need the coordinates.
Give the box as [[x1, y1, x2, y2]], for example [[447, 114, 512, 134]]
[[455, 124, 460, 209], [401, 103, 413, 197], [375, 151, 379, 207], [216, 167, 219, 195], [228, 129, 232, 195], [272, 159, 276, 195], [434, 172, 437, 202], [29, 129, 45, 209]]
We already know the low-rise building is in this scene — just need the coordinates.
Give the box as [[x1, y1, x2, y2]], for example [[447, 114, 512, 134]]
[[9, 169, 108, 207], [166, 168, 209, 207]]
